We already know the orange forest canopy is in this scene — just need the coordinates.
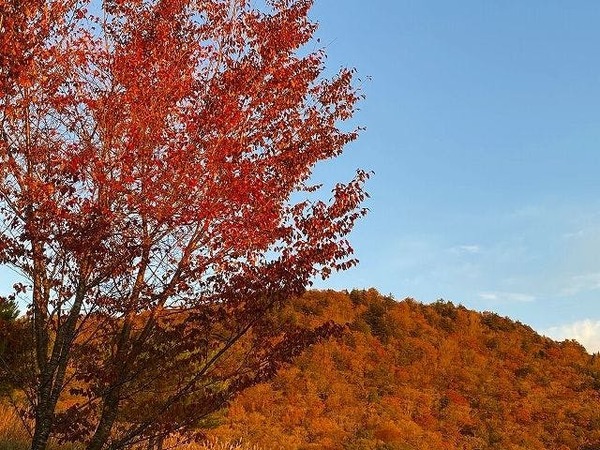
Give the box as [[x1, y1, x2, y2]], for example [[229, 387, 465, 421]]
[[0, 0, 369, 449]]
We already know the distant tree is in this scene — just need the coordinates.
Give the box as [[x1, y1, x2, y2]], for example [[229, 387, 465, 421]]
[[0, 0, 369, 449], [0, 289, 27, 397], [0, 294, 19, 322]]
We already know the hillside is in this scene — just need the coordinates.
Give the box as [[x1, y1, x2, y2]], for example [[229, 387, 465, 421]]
[[2, 289, 600, 450], [209, 289, 600, 450]]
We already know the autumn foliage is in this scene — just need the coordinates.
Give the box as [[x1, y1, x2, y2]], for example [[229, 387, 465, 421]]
[[212, 290, 600, 450], [3, 290, 600, 449], [0, 0, 368, 448]]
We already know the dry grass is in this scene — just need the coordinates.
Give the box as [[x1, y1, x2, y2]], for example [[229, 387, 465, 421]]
[[161, 438, 262, 450], [0, 405, 84, 450], [0, 405, 261, 450], [0, 404, 30, 450]]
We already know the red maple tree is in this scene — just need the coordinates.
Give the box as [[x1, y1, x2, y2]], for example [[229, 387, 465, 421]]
[[0, 0, 368, 448]]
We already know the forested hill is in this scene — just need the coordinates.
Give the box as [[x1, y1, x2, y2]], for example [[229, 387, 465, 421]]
[[211, 289, 600, 450]]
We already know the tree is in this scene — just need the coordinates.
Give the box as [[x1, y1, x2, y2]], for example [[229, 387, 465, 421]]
[[0, 0, 369, 448], [0, 291, 19, 322], [1, 290, 37, 418]]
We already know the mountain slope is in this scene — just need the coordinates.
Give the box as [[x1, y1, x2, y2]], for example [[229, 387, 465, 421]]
[[211, 289, 600, 450]]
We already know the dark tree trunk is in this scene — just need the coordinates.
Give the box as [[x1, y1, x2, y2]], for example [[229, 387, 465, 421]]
[[30, 404, 53, 450], [86, 388, 121, 450], [30, 274, 87, 450], [86, 320, 133, 450]]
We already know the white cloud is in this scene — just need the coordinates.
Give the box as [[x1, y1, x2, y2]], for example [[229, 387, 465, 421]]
[[478, 291, 536, 303], [545, 319, 600, 354]]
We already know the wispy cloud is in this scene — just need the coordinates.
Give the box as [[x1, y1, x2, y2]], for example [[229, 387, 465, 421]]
[[545, 319, 600, 353], [560, 272, 600, 297], [508, 205, 546, 220], [451, 244, 482, 254], [562, 229, 586, 240], [478, 291, 536, 303]]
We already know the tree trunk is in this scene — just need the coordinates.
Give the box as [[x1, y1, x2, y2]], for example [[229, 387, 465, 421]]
[[146, 435, 165, 450], [30, 271, 87, 450], [86, 387, 121, 450], [30, 405, 53, 450], [86, 319, 132, 450]]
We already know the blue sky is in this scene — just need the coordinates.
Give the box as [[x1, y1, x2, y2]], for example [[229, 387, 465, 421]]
[[309, 1, 600, 352]]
